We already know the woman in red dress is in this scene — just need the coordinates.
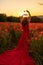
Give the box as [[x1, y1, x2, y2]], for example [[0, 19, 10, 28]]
[[0, 11, 35, 65]]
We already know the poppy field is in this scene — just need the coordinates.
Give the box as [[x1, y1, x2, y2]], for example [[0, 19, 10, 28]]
[[0, 22, 43, 65]]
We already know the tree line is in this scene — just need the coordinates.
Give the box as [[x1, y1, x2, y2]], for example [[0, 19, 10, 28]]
[[0, 13, 43, 23]]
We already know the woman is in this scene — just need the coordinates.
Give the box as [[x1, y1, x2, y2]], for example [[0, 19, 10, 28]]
[[0, 11, 35, 65]]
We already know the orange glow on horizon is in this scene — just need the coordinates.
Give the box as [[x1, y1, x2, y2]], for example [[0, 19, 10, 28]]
[[0, 0, 43, 17]]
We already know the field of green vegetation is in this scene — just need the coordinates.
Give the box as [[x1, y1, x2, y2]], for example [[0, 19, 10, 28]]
[[0, 22, 43, 65]]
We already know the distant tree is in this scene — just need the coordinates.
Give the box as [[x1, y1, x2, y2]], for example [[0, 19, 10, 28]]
[[30, 16, 42, 23], [0, 13, 20, 22], [7, 16, 15, 22], [0, 14, 7, 22], [15, 17, 20, 22], [7, 16, 20, 22]]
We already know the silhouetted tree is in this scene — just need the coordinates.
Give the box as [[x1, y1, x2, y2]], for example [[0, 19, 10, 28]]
[[30, 16, 42, 23], [7, 16, 15, 22], [7, 16, 20, 22], [0, 14, 7, 22]]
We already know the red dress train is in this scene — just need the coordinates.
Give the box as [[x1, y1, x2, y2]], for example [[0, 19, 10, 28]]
[[0, 23, 35, 65]]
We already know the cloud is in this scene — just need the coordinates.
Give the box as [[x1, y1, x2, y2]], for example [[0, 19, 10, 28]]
[[38, 2, 43, 5]]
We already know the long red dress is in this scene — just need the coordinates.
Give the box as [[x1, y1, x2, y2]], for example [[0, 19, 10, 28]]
[[0, 22, 35, 65]]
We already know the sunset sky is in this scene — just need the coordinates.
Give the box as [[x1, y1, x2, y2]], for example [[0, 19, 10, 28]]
[[0, 0, 43, 17]]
